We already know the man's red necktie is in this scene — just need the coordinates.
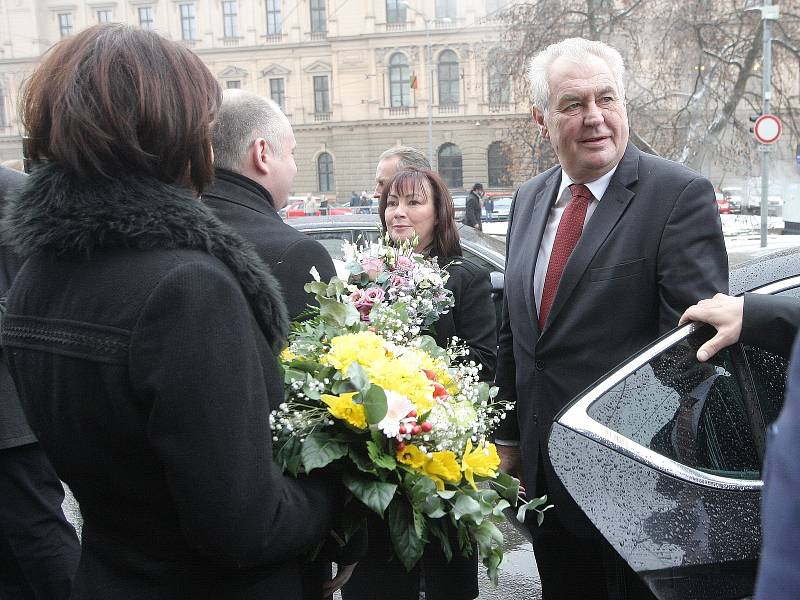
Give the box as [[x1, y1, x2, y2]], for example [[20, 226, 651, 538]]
[[538, 183, 592, 330]]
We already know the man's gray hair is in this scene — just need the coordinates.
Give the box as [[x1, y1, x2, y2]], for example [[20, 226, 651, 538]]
[[378, 146, 431, 170], [212, 89, 292, 171], [527, 38, 626, 114]]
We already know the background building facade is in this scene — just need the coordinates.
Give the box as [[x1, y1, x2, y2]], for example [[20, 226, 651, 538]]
[[0, 0, 525, 198]]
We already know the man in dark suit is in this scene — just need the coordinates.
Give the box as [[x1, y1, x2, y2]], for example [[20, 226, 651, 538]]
[[463, 183, 483, 231], [681, 292, 800, 359], [203, 90, 336, 321], [0, 165, 80, 599], [493, 38, 727, 599]]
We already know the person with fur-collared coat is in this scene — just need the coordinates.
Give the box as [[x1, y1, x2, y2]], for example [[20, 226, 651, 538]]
[[0, 25, 341, 600]]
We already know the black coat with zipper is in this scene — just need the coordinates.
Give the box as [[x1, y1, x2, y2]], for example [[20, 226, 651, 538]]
[[0, 164, 340, 600]]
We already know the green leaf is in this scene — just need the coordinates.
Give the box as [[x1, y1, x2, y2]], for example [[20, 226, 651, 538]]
[[284, 368, 307, 386], [319, 296, 360, 327], [415, 335, 448, 360], [343, 472, 397, 518], [349, 447, 378, 475], [367, 440, 397, 470], [331, 379, 357, 395], [346, 363, 370, 391], [274, 435, 304, 476], [406, 474, 445, 518], [427, 519, 453, 563], [452, 494, 483, 523], [437, 490, 457, 500], [470, 520, 504, 556], [387, 499, 425, 572], [482, 547, 503, 586], [516, 494, 554, 525], [301, 433, 349, 473], [304, 280, 330, 296], [489, 471, 521, 504], [359, 385, 388, 425]]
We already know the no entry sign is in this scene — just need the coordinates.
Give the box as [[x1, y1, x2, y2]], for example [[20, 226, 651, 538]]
[[754, 114, 782, 145]]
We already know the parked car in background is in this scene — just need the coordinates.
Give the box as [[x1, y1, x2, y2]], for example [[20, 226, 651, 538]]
[[549, 245, 800, 600], [715, 191, 731, 214], [743, 195, 783, 217], [451, 193, 467, 221], [281, 198, 351, 218], [484, 195, 513, 221]]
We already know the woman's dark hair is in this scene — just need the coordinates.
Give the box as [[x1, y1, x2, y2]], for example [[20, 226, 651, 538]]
[[21, 24, 221, 192], [379, 168, 462, 258]]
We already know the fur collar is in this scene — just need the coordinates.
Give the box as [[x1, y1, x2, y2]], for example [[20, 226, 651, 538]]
[[2, 164, 288, 350]]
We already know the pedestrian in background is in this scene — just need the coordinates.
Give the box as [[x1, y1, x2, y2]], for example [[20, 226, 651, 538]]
[[0, 165, 80, 600], [304, 192, 318, 215], [1, 24, 341, 599], [463, 183, 483, 231]]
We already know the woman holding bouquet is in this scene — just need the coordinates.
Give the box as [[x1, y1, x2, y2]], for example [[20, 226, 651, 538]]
[[1, 24, 342, 599], [343, 168, 496, 600]]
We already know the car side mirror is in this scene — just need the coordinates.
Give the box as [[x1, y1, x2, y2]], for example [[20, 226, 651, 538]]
[[490, 271, 504, 297]]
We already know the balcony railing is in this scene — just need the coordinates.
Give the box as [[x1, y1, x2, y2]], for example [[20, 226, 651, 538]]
[[264, 33, 283, 44], [388, 106, 411, 116], [386, 21, 407, 31], [222, 37, 241, 47], [314, 112, 331, 122], [437, 103, 459, 114], [488, 102, 511, 113], [309, 31, 327, 40]]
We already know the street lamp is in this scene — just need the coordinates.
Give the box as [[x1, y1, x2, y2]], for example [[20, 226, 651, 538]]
[[400, 1, 450, 166]]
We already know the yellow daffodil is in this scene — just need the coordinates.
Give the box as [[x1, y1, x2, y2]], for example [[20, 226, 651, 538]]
[[280, 347, 297, 362], [396, 444, 427, 469], [324, 331, 387, 372], [367, 355, 435, 414], [424, 451, 461, 491], [461, 440, 500, 490], [320, 392, 367, 430]]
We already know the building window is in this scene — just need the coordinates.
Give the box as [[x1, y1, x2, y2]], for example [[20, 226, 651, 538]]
[[58, 13, 73, 38], [96, 9, 112, 23], [437, 50, 459, 105], [266, 0, 281, 35], [180, 4, 198, 41], [270, 78, 285, 109], [435, 0, 456, 20], [313, 75, 330, 114], [488, 61, 510, 105], [310, 0, 326, 34], [225, 80, 241, 89], [438, 143, 462, 188], [222, 1, 239, 37], [487, 142, 512, 187], [317, 152, 334, 192], [386, 0, 406, 24], [389, 53, 411, 108], [138, 6, 155, 29]]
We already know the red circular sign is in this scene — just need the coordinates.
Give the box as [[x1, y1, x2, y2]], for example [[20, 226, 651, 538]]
[[754, 114, 782, 145]]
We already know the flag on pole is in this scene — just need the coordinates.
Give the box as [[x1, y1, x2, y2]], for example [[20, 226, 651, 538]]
[[409, 72, 419, 90]]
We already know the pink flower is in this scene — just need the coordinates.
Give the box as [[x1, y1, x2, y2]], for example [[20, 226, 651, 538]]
[[394, 256, 414, 270], [390, 275, 408, 288], [360, 257, 384, 281], [349, 289, 367, 307], [364, 287, 385, 304]]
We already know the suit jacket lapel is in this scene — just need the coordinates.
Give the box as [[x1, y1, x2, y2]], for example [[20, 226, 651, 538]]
[[541, 144, 640, 332], [523, 169, 561, 329]]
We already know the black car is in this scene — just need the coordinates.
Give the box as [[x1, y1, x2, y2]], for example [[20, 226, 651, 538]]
[[550, 245, 800, 600], [290, 215, 800, 599]]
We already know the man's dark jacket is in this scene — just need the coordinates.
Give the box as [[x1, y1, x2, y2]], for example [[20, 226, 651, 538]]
[[462, 191, 482, 228], [0, 164, 339, 599], [0, 166, 29, 450], [741, 293, 800, 357], [494, 143, 728, 533], [203, 169, 336, 320]]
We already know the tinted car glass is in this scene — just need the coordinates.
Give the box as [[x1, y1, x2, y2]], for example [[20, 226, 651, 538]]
[[587, 326, 760, 480], [743, 286, 800, 427]]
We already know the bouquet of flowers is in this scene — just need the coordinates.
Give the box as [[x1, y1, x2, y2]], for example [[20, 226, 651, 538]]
[[273, 240, 551, 583]]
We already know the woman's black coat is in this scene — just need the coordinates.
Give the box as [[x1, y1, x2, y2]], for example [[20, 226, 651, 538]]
[[0, 165, 339, 600]]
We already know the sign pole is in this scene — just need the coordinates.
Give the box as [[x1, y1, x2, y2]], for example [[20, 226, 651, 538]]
[[759, 1, 777, 247]]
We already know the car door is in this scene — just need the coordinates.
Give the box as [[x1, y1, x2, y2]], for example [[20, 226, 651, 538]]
[[548, 276, 800, 600]]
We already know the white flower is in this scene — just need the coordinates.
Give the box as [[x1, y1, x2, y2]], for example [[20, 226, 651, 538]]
[[377, 390, 415, 438]]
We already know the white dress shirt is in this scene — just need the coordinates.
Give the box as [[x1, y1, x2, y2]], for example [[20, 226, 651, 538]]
[[533, 166, 619, 316]]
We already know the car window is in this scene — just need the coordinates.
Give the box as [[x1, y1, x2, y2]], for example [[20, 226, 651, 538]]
[[586, 327, 760, 480], [460, 249, 498, 274], [308, 231, 352, 260], [742, 286, 800, 427]]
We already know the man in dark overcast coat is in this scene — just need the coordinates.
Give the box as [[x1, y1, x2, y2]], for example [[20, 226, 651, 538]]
[[203, 90, 336, 321], [493, 38, 727, 599], [0, 164, 80, 599]]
